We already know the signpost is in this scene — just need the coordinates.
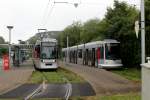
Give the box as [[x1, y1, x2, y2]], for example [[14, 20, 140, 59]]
[[135, 21, 139, 38]]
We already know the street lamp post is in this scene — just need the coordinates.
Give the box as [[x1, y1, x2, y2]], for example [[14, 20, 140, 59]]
[[7, 26, 13, 68], [141, 0, 145, 64], [140, 0, 147, 100]]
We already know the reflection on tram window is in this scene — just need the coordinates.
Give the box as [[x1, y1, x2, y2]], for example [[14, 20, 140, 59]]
[[41, 46, 56, 59], [105, 43, 120, 60]]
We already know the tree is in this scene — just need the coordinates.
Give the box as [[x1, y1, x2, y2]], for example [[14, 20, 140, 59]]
[[0, 36, 5, 44], [145, 0, 150, 57], [91, 19, 109, 41], [59, 22, 82, 48], [27, 36, 39, 44], [105, 0, 139, 39], [58, 0, 150, 67], [103, 0, 140, 66], [80, 19, 101, 43]]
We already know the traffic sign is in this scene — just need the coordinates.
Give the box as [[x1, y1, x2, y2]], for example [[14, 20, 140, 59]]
[[135, 21, 139, 38]]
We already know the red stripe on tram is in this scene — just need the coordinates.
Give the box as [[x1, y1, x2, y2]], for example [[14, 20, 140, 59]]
[[97, 48, 100, 64]]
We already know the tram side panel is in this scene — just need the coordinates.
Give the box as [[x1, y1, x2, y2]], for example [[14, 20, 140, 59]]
[[62, 44, 112, 68], [62, 50, 66, 62], [61, 40, 123, 68]]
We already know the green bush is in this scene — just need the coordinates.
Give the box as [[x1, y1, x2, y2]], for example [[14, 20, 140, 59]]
[[119, 34, 141, 67], [0, 48, 8, 57]]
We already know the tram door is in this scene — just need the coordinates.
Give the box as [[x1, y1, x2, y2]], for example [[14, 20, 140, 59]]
[[85, 49, 88, 65], [73, 51, 75, 64], [69, 51, 71, 63], [74, 51, 76, 64], [75, 50, 78, 64], [91, 48, 95, 66], [83, 50, 86, 65]]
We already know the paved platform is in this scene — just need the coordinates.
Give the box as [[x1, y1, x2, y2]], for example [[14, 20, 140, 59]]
[[59, 62, 141, 95], [0, 60, 34, 94]]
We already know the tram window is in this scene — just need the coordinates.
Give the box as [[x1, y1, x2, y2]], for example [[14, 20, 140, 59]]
[[88, 50, 92, 60], [41, 46, 56, 59], [78, 49, 82, 58], [105, 43, 120, 60], [100, 47, 104, 59], [86, 49, 88, 59]]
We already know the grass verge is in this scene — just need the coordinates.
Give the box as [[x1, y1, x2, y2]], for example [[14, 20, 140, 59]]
[[110, 67, 141, 82], [28, 67, 85, 84], [100, 93, 141, 100], [70, 93, 141, 100], [0, 93, 141, 100]]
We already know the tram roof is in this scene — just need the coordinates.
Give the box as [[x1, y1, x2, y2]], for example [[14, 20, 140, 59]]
[[78, 44, 84, 49], [103, 39, 120, 43], [62, 48, 68, 51], [70, 46, 77, 50], [62, 39, 120, 50]]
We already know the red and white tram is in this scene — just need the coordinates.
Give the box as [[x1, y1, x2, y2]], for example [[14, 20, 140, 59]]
[[62, 39, 122, 68], [33, 38, 58, 69]]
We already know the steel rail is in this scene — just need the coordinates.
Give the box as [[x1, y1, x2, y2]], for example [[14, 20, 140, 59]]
[[63, 77, 72, 100], [24, 72, 48, 100]]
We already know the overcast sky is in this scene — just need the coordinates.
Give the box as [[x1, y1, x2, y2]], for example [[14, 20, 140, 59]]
[[0, 0, 140, 43]]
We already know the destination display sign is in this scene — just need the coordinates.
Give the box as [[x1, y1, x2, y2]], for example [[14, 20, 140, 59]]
[[41, 42, 56, 46]]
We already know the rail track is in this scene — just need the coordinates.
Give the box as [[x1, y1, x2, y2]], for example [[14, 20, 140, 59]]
[[24, 71, 72, 100]]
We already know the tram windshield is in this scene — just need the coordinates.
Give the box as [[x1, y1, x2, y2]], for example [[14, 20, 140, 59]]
[[105, 43, 120, 60], [41, 42, 57, 59]]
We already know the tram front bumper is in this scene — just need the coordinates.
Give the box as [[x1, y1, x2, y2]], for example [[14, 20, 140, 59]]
[[40, 62, 58, 69]]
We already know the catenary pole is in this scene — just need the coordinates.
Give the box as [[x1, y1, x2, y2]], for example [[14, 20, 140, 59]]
[[141, 0, 145, 64]]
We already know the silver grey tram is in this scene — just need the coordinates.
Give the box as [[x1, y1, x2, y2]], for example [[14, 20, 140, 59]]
[[33, 38, 58, 69], [62, 39, 123, 68]]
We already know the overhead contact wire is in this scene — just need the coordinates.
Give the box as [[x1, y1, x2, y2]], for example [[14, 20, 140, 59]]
[[43, 2, 55, 26]]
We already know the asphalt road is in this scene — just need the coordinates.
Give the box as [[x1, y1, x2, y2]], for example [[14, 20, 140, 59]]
[[0, 83, 95, 99]]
